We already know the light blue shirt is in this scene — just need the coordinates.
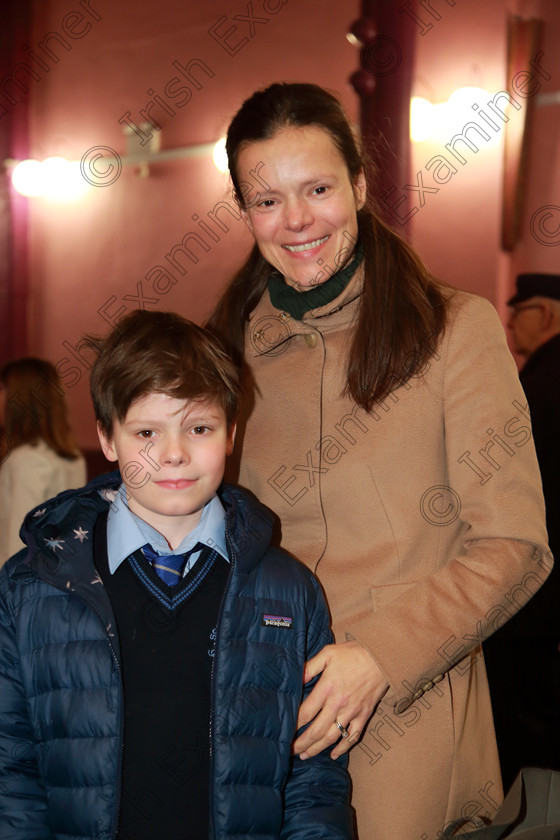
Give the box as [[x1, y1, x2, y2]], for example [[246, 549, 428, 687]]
[[105, 484, 229, 575]]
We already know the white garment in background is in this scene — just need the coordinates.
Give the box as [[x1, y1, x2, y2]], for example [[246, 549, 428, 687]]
[[0, 440, 86, 566]]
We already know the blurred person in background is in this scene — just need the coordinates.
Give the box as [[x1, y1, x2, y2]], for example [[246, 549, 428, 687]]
[[485, 273, 560, 790], [0, 358, 86, 565]]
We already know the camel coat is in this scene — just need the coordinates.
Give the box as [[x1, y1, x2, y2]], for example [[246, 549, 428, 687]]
[[232, 270, 551, 840]]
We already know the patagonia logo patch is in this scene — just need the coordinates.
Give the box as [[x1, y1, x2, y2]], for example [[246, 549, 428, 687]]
[[262, 614, 293, 629]]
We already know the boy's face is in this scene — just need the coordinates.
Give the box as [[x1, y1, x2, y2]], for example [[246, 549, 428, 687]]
[[97, 393, 235, 547]]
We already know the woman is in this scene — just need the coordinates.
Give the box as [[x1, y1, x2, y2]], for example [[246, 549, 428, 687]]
[[0, 358, 86, 564], [208, 83, 550, 840]]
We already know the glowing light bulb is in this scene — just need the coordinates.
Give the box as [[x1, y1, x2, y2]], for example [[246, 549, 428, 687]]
[[212, 137, 228, 173], [410, 97, 434, 142], [446, 87, 489, 123], [11, 159, 45, 196], [11, 156, 89, 200], [41, 157, 89, 201]]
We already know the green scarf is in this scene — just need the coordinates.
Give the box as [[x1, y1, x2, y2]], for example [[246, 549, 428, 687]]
[[268, 243, 363, 321]]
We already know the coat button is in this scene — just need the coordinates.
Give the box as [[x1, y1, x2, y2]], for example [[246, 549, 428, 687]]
[[278, 311, 291, 321], [421, 680, 434, 692], [413, 688, 423, 700], [433, 674, 444, 683], [304, 333, 317, 348]]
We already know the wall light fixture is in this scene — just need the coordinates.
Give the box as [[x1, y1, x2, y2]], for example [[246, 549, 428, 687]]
[[5, 133, 228, 200], [410, 87, 492, 142]]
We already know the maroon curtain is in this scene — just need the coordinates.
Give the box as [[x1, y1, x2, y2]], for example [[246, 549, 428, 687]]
[[349, 1, 416, 232], [0, 0, 32, 363]]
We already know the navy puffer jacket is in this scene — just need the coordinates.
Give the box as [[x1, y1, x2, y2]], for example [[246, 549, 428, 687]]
[[0, 473, 354, 839]]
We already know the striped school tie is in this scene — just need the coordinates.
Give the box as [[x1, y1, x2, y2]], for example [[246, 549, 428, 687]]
[[141, 543, 203, 586]]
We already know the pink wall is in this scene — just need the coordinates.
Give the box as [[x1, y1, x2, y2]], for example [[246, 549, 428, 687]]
[[14, 0, 560, 450], [408, 0, 559, 324]]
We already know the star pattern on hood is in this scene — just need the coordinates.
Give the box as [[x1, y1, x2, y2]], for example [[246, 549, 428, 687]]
[[99, 487, 118, 503], [44, 537, 65, 551], [73, 527, 89, 542]]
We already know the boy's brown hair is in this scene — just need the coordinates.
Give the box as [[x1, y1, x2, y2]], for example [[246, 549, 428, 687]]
[[88, 311, 241, 437]]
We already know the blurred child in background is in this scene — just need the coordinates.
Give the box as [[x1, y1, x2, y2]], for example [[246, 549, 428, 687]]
[[0, 357, 86, 565]]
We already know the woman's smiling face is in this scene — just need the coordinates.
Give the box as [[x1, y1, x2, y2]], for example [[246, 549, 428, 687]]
[[237, 125, 366, 290]]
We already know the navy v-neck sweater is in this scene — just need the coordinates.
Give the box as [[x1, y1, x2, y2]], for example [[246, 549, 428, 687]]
[[94, 515, 229, 840]]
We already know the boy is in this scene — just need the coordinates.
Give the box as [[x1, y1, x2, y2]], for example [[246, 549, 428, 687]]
[[0, 311, 353, 840]]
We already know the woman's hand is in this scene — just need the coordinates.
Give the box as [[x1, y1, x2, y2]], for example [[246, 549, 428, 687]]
[[293, 640, 389, 760]]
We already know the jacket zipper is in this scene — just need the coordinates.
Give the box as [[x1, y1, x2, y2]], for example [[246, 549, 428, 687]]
[[208, 529, 236, 840], [111, 659, 124, 840]]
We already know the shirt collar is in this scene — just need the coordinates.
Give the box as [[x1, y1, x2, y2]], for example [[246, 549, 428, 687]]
[[106, 484, 229, 574]]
